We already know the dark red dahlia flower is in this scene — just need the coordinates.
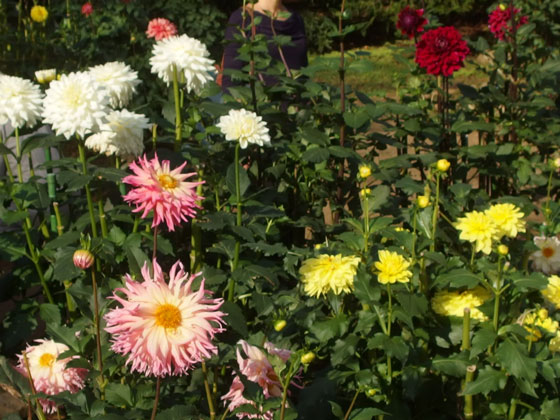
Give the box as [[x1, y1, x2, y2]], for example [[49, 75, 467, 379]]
[[81, 2, 93, 17], [488, 4, 528, 41], [397, 6, 428, 39], [415, 26, 470, 77]]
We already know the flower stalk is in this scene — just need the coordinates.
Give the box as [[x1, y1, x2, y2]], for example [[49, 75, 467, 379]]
[[202, 362, 216, 420], [228, 143, 242, 301], [430, 172, 441, 252], [172, 64, 182, 152], [77, 141, 98, 238], [150, 377, 162, 420], [461, 308, 474, 419]]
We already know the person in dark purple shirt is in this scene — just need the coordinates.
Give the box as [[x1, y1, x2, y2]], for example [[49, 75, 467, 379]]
[[221, 0, 308, 90]]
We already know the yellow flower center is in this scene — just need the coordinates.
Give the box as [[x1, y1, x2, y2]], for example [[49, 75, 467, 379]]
[[154, 304, 182, 329], [39, 353, 55, 367], [543, 247, 555, 258], [63, 85, 84, 107], [158, 174, 178, 190]]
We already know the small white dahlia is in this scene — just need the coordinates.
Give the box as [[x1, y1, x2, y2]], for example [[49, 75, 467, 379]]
[[85, 109, 150, 157], [531, 236, 560, 274], [16, 339, 88, 413], [149, 34, 215, 94], [217, 109, 271, 149], [88, 61, 140, 108], [42, 71, 109, 139], [0, 75, 43, 128]]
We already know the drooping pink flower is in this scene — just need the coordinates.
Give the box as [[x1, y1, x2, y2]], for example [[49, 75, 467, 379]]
[[236, 340, 283, 398], [16, 339, 88, 413], [81, 2, 93, 17], [122, 153, 203, 231], [221, 376, 274, 420], [146, 18, 178, 41], [488, 4, 528, 41], [396, 6, 428, 39], [415, 26, 470, 77], [104, 259, 225, 377]]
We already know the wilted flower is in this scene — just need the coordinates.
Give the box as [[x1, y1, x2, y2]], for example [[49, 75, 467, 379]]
[[73, 249, 94, 269], [488, 4, 528, 41], [221, 376, 273, 420], [104, 259, 226, 377], [396, 6, 427, 39], [150, 34, 215, 94], [85, 109, 150, 157], [122, 154, 203, 231], [542, 275, 560, 309], [523, 309, 558, 341], [431, 287, 491, 321], [81, 2, 93, 17], [30, 5, 48, 23], [88, 61, 140, 108], [217, 109, 271, 149], [299, 254, 360, 297], [146, 18, 178, 41], [0, 75, 43, 128], [42, 72, 109, 139], [16, 339, 88, 413], [35, 69, 56, 84], [484, 203, 525, 239], [531, 236, 560, 274], [374, 250, 412, 284], [455, 210, 497, 255], [415, 26, 470, 77]]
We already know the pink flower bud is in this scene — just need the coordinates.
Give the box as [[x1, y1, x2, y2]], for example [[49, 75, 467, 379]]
[[73, 249, 94, 270]]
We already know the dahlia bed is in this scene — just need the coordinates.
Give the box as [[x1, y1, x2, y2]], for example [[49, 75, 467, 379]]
[[1, 1, 560, 420]]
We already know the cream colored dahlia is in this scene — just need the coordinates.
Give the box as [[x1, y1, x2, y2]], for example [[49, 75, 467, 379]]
[[85, 109, 150, 157], [42, 72, 109, 139], [0, 75, 43, 128], [35, 69, 56, 84], [149, 34, 215, 94], [217, 109, 271, 149], [88, 61, 140, 108], [531, 236, 560, 274]]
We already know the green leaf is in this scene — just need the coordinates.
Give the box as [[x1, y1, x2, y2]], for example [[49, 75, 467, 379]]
[[105, 383, 133, 407], [431, 355, 469, 377], [222, 301, 248, 337], [541, 399, 560, 420], [302, 147, 330, 163], [309, 314, 349, 341], [349, 408, 389, 419], [436, 269, 481, 289], [331, 334, 359, 365], [46, 324, 80, 352], [343, 109, 369, 129], [470, 326, 497, 357], [39, 304, 61, 325], [496, 339, 537, 382], [463, 366, 507, 395], [226, 163, 250, 197]]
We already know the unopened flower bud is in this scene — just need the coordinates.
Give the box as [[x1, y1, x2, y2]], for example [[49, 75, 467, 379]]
[[301, 351, 315, 364], [366, 388, 377, 397], [314, 244, 322, 250], [417, 195, 430, 208], [360, 188, 371, 198], [274, 320, 287, 332], [436, 159, 450, 172], [358, 165, 371, 179], [499, 3, 507, 11], [538, 308, 549, 320], [73, 249, 94, 270], [497, 244, 509, 256], [35, 69, 56, 84]]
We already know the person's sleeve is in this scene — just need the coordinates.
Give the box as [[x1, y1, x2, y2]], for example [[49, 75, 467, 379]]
[[222, 10, 245, 90]]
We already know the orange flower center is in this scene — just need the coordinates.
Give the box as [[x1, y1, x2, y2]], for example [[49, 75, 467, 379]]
[[154, 304, 182, 329], [543, 247, 555, 258], [39, 353, 55, 367], [158, 174, 178, 190]]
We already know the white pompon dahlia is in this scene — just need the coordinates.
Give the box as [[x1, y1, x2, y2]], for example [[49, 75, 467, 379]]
[[42, 72, 109, 139], [217, 109, 271, 149], [88, 61, 140, 108], [0, 75, 43, 128], [149, 34, 215, 94], [85, 109, 150, 157]]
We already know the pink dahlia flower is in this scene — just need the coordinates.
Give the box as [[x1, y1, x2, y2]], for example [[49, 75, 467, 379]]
[[396, 6, 428, 39], [146, 18, 178, 41], [488, 4, 528, 41], [16, 339, 88, 413], [81, 2, 93, 17], [123, 153, 203, 231], [222, 376, 274, 420], [104, 259, 225, 377]]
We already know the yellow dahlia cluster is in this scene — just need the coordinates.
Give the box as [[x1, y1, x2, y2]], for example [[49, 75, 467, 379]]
[[299, 254, 360, 297], [523, 309, 559, 342], [485, 203, 525, 239], [374, 250, 412, 284], [542, 275, 560, 309], [431, 287, 491, 321]]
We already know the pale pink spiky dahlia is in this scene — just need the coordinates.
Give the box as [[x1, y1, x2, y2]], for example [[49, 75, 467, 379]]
[[16, 339, 88, 413], [123, 154, 203, 231], [221, 376, 274, 420], [104, 259, 225, 377], [146, 18, 178, 41]]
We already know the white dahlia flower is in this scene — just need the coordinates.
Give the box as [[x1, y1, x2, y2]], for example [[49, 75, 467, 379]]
[[88, 61, 140, 108], [217, 109, 271, 149], [85, 109, 150, 157], [42, 72, 110, 139], [149, 34, 215, 94], [0, 75, 43, 128], [35, 69, 57, 84], [531, 236, 560, 274]]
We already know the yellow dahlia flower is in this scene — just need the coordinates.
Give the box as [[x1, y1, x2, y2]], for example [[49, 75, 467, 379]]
[[30, 5, 48, 23], [455, 210, 497, 255], [431, 287, 491, 321], [484, 203, 525, 239], [550, 333, 560, 352], [542, 275, 560, 310], [374, 250, 412, 284], [299, 254, 360, 297], [523, 309, 559, 341]]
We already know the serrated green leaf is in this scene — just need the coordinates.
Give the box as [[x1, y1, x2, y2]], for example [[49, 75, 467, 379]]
[[105, 383, 133, 407], [463, 366, 507, 395], [496, 339, 537, 382]]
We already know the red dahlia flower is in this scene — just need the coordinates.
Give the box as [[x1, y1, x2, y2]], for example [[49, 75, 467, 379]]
[[146, 18, 178, 41], [81, 2, 93, 17], [488, 4, 528, 41], [415, 26, 470, 77], [397, 6, 428, 39]]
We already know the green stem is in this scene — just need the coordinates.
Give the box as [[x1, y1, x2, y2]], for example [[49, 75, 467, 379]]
[[202, 362, 216, 420], [386, 284, 392, 381], [493, 255, 503, 332], [0, 133, 15, 183], [470, 245, 476, 270], [228, 144, 242, 301], [412, 206, 418, 261], [363, 195, 369, 254], [98, 200, 108, 238], [342, 389, 360, 420], [116, 157, 126, 196], [191, 173, 204, 273], [91, 268, 104, 389], [77, 142, 98, 238], [545, 168, 554, 226], [430, 173, 440, 252], [462, 309, 474, 419], [464, 366, 475, 420], [15, 127, 23, 183], [172, 65, 182, 152], [22, 224, 54, 304]]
